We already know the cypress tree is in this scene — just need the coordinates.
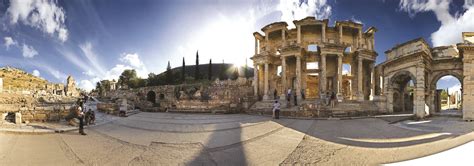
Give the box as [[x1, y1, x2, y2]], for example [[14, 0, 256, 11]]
[[166, 61, 172, 84], [195, 50, 200, 80], [208, 59, 212, 80], [182, 57, 185, 83], [244, 58, 249, 79]]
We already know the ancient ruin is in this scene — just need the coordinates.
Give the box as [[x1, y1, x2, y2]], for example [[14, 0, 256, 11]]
[[250, 17, 474, 120], [0, 67, 81, 123]]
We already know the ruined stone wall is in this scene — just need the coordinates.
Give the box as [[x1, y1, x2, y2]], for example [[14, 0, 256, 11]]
[[104, 79, 254, 112]]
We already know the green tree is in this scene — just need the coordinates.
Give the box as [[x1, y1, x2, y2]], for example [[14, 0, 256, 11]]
[[118, 69, 137, 89], [147, 73, 159, 86], [96, 82, 102, 96], [219, 60, 227, 80], [230, 67, 239, 80]]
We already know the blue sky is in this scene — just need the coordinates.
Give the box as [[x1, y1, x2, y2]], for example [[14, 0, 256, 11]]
[[0, 0, 471, 91]]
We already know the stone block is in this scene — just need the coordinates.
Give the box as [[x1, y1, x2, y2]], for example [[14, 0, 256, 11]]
[[15, 112, 22, 124]]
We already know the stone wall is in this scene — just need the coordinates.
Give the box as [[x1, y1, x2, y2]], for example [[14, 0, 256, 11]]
[[0, 93, 76, 123], [103, 79, 254, 112]]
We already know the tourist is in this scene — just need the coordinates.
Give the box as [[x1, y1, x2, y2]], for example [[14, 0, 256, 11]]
[[273, 89, 278, 100], [325, 92, 330, 106], [294, 90, 298, 106], [301, 89, 305, 100], [76, 106, 86, 135], [272, 100, 280, 119], [287, 88, 292, 105], [330, 91, 336, 108]]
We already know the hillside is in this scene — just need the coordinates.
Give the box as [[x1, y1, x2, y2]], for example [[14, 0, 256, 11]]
[[0, 67, 49, 91], [159, 63, 255, 79]]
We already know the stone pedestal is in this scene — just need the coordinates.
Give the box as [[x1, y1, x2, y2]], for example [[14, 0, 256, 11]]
[[15, 112, 22, 124]]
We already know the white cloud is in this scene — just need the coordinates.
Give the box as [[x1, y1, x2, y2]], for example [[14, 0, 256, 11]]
[[278, 0, 332, 28], [350, 16, 363, 24], [399, 0, 474, 46], [32, 69, 40, 77], [3, 37, 17, 49], [82, 70, 96, 77], [116, 53, 149, 78], [120, 53, 143, 68], [6, 0, 68, 42], [79, 42, 106, 76], [448, 83, 462, 95], [21, 43, 38, 58], [77, 53, 149, 92], [440, 75, 457, 81], [78, 79, 98, 92]]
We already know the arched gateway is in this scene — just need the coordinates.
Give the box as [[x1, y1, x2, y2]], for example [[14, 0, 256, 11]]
[[375, 34, 474, 120]]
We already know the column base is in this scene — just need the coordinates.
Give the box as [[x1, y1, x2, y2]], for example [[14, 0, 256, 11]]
[[336, 93, 343, 102], [263, 95, 270, 101], [357, 93, 364, 102]]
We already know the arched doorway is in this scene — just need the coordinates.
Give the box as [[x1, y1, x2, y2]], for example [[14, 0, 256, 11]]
[[147, 91, 156, 103], [433, 75, 462, 114], [390, 71, 416, 113]]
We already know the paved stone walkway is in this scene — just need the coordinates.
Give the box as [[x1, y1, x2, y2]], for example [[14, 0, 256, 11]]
[[0, 112, 473, 165]]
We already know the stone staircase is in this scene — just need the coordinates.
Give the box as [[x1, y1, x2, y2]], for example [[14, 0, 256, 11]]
[[248, 99, 380, 118]]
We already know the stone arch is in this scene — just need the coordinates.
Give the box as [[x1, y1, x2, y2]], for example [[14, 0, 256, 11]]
[[429, 71, 464, 113], [389, 70, 417, 87], [388, 70, 417, 113], [147, 91, 156, 103], [429, 70, 463, 90]]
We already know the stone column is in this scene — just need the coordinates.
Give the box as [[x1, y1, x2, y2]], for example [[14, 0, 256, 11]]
[[254, 38, 258, 55], [265, 31, 268, 41], [280, 56, 287, 100], [296, 56, 302, 102], [297, 25, 301, 44], [320, 53, 327, 94], [358, 57, 364, 101], [337, 54, 343, 99], [263, 63, 269, 100], [339, 25, 343, 44], [282, 29, 286, 46], [370, 62, 375, 100], [253, 64, 258, 97], [358, 28, 362, 48], [322, 24, 326, 43]]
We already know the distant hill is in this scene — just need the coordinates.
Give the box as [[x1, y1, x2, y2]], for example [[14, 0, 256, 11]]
[[0, 67, 49, 91]]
